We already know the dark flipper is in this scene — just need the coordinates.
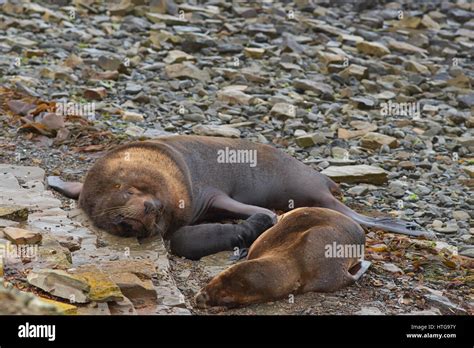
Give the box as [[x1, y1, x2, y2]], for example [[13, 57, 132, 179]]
[[229, 248, 248, 261], [327, 197, 436, 239], [211, 194, 278, 223], [47, 176, 83, 199], [169, 213, 274, 260], [349, 260, 371, 281]]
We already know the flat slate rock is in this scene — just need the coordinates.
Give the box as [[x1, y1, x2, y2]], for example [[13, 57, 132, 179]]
[[321, 165, 388, 185]]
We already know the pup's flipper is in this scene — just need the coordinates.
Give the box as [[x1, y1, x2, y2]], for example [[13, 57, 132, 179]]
[[349, 260, 372, 281]]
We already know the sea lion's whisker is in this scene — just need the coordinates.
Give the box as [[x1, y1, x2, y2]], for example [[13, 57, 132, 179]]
[[119, 207, 143, 219], [153, 222, 163, 235], [93, 206, 129, 217]]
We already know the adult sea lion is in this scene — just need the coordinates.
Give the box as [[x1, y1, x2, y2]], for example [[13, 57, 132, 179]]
[[48, 135, 431, 260], [194, 207, 370, 308]]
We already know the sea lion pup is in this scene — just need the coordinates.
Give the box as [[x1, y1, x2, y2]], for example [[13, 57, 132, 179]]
[[48, 135, 432, 260], [195, 208, 370, 308]]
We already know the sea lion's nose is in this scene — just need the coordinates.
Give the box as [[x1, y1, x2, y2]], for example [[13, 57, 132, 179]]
[[144, 199, 163, 214], [194, 291, 209, 308]]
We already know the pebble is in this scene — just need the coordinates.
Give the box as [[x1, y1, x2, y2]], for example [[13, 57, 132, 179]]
[[122, 111, 145, 122], [355, 306, 384, 315], [360, 132, 398, 150], [347, 185, 369, 196], [295, 133, 327, 148]]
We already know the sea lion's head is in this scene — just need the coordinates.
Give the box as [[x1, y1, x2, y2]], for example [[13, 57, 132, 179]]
[[194, 261, 266, 308], [194, 273, 242, 309], [78, 154, 170, 238], [86, 183, 165, 238]]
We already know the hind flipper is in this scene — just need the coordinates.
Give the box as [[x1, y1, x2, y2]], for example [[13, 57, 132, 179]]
[[349, 260, 371, 281], [47, 176, 83, 199], [366, 217, 436, 239], [325, 197, 436, 239]]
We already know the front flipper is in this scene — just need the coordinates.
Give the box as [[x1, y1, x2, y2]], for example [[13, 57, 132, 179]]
[[229, 248, 248, 261], [169, 213, 274, 260], [47, 176, 83, 199], [211, 194, 278, 224]]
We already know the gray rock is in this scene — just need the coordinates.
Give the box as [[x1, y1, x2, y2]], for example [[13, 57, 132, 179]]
[[122, 111, 145, 122], [217, 89, 254, 105], [347, 185, 369, 196], [295, 133, 327, 148], [270, 103, 296, 120], [404, 307, 442, 315], [192, 125, 241, 138], [452, 210, 470, 221], [355, 306, 384, 315], [120, 124, 142, 138], [462, 166, 474, 178], [97, 55, 122, 71], [381, 262, 403, 274], [321, 165, 388, 185], [125, 83, 142, 94], [433, 222, 458, 234], [459, 247, 474, 258], [146, 13, 187, 25], [388, 181, 407, 198], [458, 93, 474, 108], [27, 269, 90, 303], [423, 291, 465, 313], [165, 62, 210, 82], [0, 282, 62, 314], [0, 205, 28, 222], [293, 79, 334, 99], [360, 132, 398, 150], [0, 165, 45, 182]]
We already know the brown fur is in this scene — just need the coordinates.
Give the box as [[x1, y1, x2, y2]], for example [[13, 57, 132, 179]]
[[50, 135, 431, 246], [77, 135, 320, 238], [195, 208, 366, 308], [78, 141, 193, 238]]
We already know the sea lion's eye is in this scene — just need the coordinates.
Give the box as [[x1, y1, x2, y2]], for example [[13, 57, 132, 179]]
[[114, 184, 121, 189]]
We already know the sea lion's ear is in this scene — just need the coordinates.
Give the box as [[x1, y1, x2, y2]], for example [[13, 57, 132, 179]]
[[47, 176, 83, 199]]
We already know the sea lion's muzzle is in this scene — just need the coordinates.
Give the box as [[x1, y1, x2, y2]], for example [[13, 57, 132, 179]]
[[194, 290, 210, 308], [144, 199, 163, 215], [111, 195, 166, 238]]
